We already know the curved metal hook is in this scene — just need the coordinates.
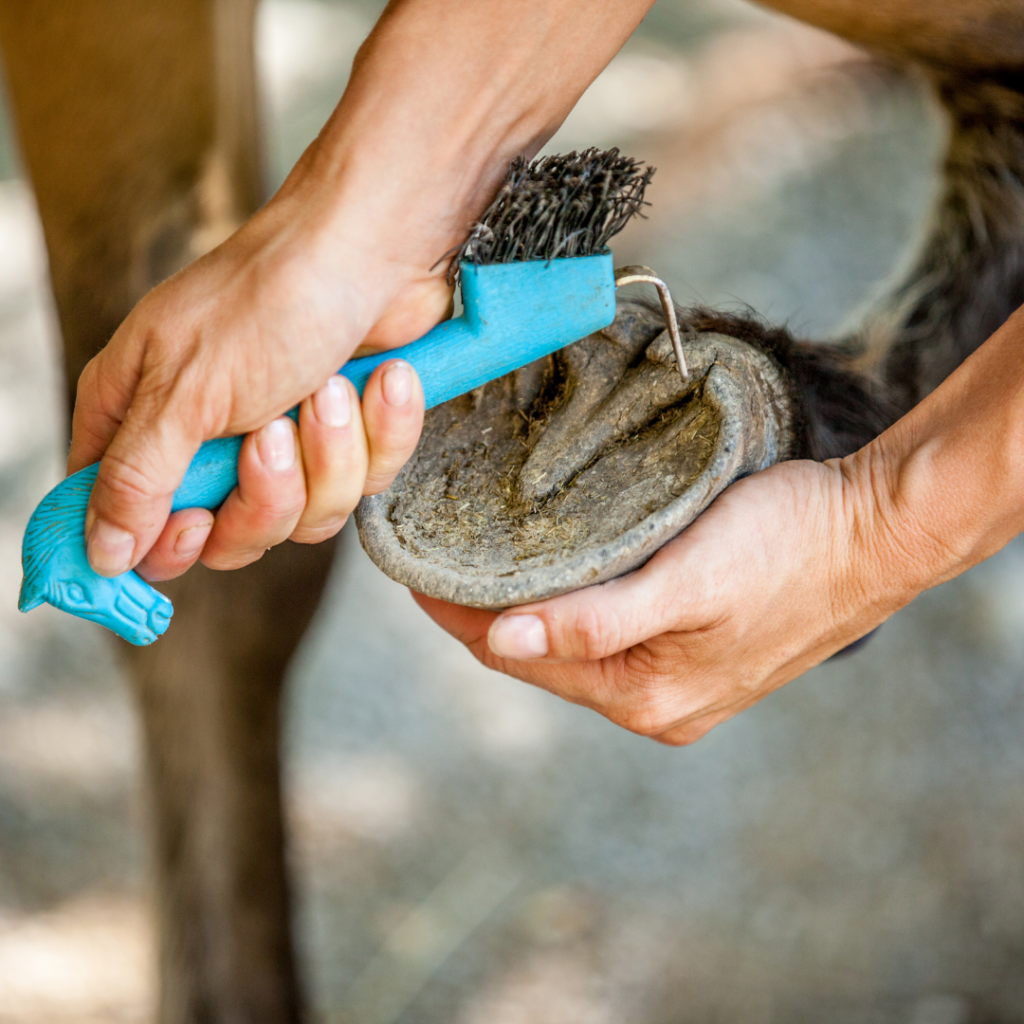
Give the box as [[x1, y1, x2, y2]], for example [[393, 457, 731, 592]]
[[614, 265, 688, 383]]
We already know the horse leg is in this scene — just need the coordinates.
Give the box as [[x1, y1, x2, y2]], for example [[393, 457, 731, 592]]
[[755, 0, 1024, 73], [132, 549, 332, 1024], [757, 0, 1024, 414], [0, 3, 333, 1020]]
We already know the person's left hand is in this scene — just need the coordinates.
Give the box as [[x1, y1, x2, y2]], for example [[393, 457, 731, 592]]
[[415, 455, 910, 745]]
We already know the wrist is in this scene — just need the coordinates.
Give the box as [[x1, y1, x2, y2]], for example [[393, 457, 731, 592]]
[[280, 0, 657, 275], [800, 450, 910, 655], [833, 442, 945, 631], [838, 307, 1024, 616]]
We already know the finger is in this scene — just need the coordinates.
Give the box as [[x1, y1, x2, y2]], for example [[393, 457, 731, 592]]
[[83, 410, 205, 579], [200, 417, 306, 570], [359, 275, 454, 352], [360, 360, 425, 495], [483, 538, 708, 663], [412, 591, 497, 648], [67, 346, 144, 475], [77, 347, 211, 578], [135, 508, 215, 582], [414, 591, 714, 739], [653, 705, 748, 747], [292, 376, 369, 544], [413, 590, 629, 709]]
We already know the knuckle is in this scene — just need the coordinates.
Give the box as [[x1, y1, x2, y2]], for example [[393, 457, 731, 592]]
[[201, 547, 266, 572], [76, 357, 99, 396], [241, 488, 306, 527], [305, 438, 360, 479], [619, 705, 674, 739], [272, 494, 308, 521], [369, 443, 413, 470], [254, 506, 305, 537], [362, 471, 398, 497], [658, 713, 716, 746], [569, 603, 621, 659], [384, 415, 424, 445], [76, 356, 127, 426], [613, 666, 682, 739], [291, 517, 348, 545], [650, 731, 695, 748], [307, 461, 363, 500], [98, 451, 163, 504], [657, 726, 705, 748], [74, 418, 116, 461], [367, 419, 421, 458]]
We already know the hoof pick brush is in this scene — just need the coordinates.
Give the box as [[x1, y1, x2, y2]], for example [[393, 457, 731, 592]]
[[20, 148, 665, 645]]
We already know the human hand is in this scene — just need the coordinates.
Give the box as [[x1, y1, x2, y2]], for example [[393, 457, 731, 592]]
[[415, 456, 912, 745], [69, 158, 446, 582], [64, 0, 667, 583]]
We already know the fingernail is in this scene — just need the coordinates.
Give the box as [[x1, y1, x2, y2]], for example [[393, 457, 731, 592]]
[[313, 377, 351, 428], [87, 518, 136, 576], [174, 522, 211, 559], [488, 614, 549, 660], [382, 361, 413, 407], [257, 418, 296, 473]]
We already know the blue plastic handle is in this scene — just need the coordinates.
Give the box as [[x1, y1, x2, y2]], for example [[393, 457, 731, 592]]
[[20, 254, 616, 645]]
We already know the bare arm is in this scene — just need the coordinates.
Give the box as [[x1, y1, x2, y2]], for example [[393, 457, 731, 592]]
[[418, 306, 1024, 744], [853, 306, 1024, 606], [72, 0, 656, 580]]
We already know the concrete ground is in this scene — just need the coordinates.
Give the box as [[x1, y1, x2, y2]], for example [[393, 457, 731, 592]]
[[2, 1, 1023, 1022]]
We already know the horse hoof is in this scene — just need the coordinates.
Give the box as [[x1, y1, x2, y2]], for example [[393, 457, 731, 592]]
[[356, 300, 798, 609]]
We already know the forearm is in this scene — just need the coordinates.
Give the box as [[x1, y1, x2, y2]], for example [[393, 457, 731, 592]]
[[64, 0, 657, 578], [845, 304, 1024, 617], [273, 0, 655, 310]]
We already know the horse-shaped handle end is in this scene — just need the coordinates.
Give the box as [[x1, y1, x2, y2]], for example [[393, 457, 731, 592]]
[[20, 463, 173, 646], [19, 254, 619, 644]]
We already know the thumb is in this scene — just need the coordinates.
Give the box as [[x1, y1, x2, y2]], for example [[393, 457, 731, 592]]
[[484, 538, 707, 663], [67, 334, 145, 476], [411, 591, 498, 652], [80, 384, 206, 578]]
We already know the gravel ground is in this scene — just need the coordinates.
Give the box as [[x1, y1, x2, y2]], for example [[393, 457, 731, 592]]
[[2, 2, 1023, 1023]]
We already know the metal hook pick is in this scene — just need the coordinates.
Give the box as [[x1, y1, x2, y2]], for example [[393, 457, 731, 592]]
[[613, 265, 688, 383]]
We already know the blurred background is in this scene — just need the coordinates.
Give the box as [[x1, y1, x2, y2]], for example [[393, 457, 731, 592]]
[[2, 1, 1024, 1022]]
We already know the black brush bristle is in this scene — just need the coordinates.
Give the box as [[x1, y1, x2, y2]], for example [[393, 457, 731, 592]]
[[448, 148, 654, 282]]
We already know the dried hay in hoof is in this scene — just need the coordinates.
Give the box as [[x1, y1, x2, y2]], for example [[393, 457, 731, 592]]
[[356, 300, 797, 608]]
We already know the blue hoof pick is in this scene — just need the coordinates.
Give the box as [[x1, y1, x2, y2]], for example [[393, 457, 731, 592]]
[[20, 254, 619, 645]]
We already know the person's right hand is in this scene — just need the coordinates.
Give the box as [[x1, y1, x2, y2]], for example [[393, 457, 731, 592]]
[[68, 154, 448, 582]]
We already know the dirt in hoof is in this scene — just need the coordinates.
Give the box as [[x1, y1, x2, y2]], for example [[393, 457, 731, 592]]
[[358, 300, 793, 607], [386, 349, 718, 577]]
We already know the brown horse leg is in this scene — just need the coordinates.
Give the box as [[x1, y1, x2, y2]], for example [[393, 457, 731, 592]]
[[133, 549, 332, 1024], [0, 2, 332, 1020]]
